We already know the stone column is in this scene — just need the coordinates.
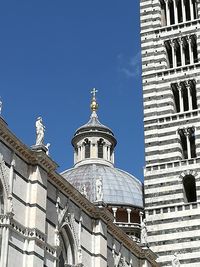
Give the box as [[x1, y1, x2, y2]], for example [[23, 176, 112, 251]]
[[174, 0, 178, 23], [171, 41, 176, 68], [111, 151, 114, 164], [139, 211, 144, 225], [91, 142, 98, 158], [107, 145, 111, 161], [165, 0, 170, 25], [189, 0, 194, 20], [0, 222, 9, 267], [112, 207, 118, 223], [189, 37, 194, 64], [161, 1, 167, 26], [186, 129, 191, 159], [81, 144, 85, 160], [127, 208, 131, 224], [186, 83, 193, 110], [178, 84, 184, 112], [78, 146, 82, 161], [103, 145, 107, 160], [181, 0, 186, 22], [180, 38, 185, 66]]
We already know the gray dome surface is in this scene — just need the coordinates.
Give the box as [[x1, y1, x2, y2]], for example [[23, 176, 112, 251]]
[[61, 164, 143, 208]]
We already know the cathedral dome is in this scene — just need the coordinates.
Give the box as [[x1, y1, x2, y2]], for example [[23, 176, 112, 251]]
[[61, 163, 143, 208], [62, 89, 143, 209]]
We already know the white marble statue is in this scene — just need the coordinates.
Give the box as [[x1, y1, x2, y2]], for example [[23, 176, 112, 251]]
[[35, 117, 45, 145], [96, 176, 103, 201], [172, 253, 180, 267], [141, 218, 148, 245]]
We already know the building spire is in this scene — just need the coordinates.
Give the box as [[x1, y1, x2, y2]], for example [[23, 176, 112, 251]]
[[90, 88, 98, 112]]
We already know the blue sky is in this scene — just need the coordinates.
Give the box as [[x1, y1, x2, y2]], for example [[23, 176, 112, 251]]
[[0, 1, 144, 180]]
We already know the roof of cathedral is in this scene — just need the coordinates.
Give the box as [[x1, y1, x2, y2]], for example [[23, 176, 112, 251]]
[[61, 163, 143, 208]]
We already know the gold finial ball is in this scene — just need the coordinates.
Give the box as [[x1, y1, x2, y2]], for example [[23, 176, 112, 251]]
[[90, 99, 98, 111]]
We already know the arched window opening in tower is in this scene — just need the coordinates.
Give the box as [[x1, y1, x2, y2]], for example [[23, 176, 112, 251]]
[[189, 128, 196, 158], [192, 35, 198, 63], [178, 129, 188, 159], [177, 0, 183, 22], [183, 175, 197, 202], [165, 35, 198, 68], [160, 0, 197, 26], [189, 80, 198, 109], [171, 80, 197, 113], [84, 138, 90, 159], [175, 40, 181, 67], [178, 127, 196, 159], [169, 0, 175, 25], [164, 41, 173, 68], [98, 139, 104, 158], [172, 84, 180, 112], [183, 38, 190, 65], [181, 83, 189, 111]]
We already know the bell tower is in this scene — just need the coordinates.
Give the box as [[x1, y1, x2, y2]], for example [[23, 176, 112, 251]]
[[141, 0, 200, 266]]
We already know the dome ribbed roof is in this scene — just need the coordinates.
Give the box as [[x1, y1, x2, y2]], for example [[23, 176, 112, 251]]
[[74, 111, 114, 136], [61, 163, 143, 208]]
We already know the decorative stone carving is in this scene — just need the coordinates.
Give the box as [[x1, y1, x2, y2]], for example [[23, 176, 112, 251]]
[[95, 176, 103, 201], [55, 228, 61, 248], [58, 203, 69, 227], [80, 184, 87, 198], [172, 253, 180, 267], [118, 256, 126, 267], [141, 218, 148, 245], [112, 244, 127, 267], [35, 117, 45, 145]]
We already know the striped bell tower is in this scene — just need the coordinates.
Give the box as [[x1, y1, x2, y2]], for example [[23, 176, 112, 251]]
[[141, 0, 200, 266]]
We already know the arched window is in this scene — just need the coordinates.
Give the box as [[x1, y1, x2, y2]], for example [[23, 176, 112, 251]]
[[178, 128, 196, 159], [183, 175, 197, 202], [98, 139, 104, 158], [84, 139, 90, 159], [58, 225, 76, 267]]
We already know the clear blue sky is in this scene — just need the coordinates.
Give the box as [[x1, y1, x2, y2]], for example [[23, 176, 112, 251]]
[[0, 1, 144, 181]]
